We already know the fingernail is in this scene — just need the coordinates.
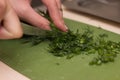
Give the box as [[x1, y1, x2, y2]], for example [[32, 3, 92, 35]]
[[64, 25, 68, 32], [65, 25, 68, 29]]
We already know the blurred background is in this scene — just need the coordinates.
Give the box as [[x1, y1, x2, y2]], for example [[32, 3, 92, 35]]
[[31, 0, 120, 23], [63, 0, 120, 23], [31, 0, 120, 34]]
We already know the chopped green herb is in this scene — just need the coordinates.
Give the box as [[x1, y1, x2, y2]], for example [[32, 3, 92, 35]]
[[56, 63, 60, 65], [22, 10, 120, 65]]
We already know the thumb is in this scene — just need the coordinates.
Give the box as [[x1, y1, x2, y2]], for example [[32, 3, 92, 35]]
[[0, 0, 23, 39]]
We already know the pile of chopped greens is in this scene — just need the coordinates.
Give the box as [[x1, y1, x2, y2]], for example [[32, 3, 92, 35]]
[[22, 11, 120, 65]]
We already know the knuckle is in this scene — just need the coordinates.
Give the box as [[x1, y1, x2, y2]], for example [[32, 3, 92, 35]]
[[12, 31, 23, 39], [54, 20, 64, 27], [41, 0, 55, 6], [17, 6, 30, 17]]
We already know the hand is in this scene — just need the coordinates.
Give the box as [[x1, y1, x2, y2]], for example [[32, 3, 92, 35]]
[[0, 0, 22, 39], [9, 0, 68, 31]]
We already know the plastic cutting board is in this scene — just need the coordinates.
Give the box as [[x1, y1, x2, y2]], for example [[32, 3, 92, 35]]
[[0, 19, 120, 80]]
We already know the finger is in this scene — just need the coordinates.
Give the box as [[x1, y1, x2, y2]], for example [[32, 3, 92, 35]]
[[55, 0, 63, 17], [0, 0, 6, 21], [0, 6, 23, 39], [42, 0, 68, 32], [28, 0, 32, 4], [18, 4, 51, 31]]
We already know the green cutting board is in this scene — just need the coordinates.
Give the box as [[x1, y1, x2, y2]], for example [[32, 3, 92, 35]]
[[0, 19, 120, 80]]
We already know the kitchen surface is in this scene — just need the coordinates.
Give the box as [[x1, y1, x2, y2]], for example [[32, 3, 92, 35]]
[[63, 0, 120, 34], [63, 0, 120, 23], [0, 0, 120, 80]]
